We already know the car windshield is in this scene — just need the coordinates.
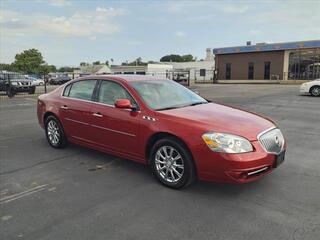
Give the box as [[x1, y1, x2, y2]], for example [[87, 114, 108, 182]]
[[130, 80, 207, 111]]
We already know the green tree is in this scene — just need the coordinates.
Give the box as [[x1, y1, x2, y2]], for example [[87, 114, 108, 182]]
[[160, 54, 183, 62], [38, 65, 55, 75], [13, 49, 45, 74], [181, 54, 195, 62], [58, 66, 74, 72], [160, 54, 195, 62], [0, 63, 18, 72], [121, 57, 147, 66], [92, 61, 101, 65]]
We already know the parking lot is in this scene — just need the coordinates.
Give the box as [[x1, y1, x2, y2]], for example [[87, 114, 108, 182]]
[[1, 84, 319, 240], [0, 85, 58, 99]]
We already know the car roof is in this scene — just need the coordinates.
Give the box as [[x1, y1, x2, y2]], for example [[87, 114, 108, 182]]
[[76, 74, 165, 83]]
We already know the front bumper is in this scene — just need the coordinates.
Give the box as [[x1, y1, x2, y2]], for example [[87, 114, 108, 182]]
[[11, 86, 35, 92], [194, 141, 286, 183], [299, 86, 309, 95]]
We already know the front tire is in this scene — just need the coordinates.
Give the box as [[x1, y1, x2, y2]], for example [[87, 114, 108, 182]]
[[150, 137, 196, 189], [45, 116, 67, 148], [310, 86, 320, 97]]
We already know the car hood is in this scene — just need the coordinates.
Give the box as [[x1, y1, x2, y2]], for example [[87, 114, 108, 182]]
[[310, 80, 320, 85], [158, 102, 275, 141]]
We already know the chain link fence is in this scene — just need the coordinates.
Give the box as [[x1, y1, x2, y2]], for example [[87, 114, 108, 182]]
[[0, 72, 77, 98], [166, 70, 190, 86]]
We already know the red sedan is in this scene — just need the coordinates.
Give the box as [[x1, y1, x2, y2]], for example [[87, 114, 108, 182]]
[[37, 75, 286, 188]]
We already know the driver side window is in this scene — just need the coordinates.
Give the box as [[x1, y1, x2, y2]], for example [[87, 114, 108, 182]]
[[97, 80, 137, 107]]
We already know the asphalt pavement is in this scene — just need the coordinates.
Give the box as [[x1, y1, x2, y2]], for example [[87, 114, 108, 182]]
[[1, 84, 320, 240]]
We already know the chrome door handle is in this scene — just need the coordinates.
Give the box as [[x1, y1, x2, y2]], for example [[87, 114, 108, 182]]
[[92, 112, 103, 117], [60, 105, 68, 110]]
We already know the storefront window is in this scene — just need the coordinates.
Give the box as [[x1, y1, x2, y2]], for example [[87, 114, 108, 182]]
[[288, 49, 320, 80]]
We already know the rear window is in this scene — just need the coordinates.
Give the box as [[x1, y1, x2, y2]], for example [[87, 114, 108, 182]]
[[67, 80, 97, 101]]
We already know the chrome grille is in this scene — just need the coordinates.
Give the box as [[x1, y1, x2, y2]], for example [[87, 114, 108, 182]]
[[258, 128, 284, 154]]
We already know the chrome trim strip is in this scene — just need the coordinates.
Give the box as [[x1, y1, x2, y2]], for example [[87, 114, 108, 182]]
[[65, 118, 90, 126], [64, 118, 135, 137], [257, 127, 276, 140], [91, 124, 136, 137], [247, 167, 268, 176]]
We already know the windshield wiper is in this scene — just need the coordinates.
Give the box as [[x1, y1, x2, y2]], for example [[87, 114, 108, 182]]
[[156, 101, 208, 111], [189, 101, 208, 106], [156, 106, 180, 111]]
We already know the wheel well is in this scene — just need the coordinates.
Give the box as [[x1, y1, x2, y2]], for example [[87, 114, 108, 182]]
[[43, 111, 57, 124], [145, 132, 198, 179], [145, 132, 195, 165], [310, 85, 320, 92]]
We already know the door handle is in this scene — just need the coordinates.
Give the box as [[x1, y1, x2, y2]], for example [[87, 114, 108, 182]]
[[92, 112, 103, 117], [60, 105, 68, 110]]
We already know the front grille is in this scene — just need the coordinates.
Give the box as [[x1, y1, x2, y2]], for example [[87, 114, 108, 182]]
[[258, 128, 284, 154]]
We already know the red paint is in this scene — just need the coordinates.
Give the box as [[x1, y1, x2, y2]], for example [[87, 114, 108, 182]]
[[115, 99, 133, 109], [38, 75, 286, 183]]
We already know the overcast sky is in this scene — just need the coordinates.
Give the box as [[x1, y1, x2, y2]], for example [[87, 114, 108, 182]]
[[1, 0, 319, 66]]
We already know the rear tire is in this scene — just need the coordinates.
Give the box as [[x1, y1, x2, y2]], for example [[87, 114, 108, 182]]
[[45, 115, 67, 148], [150, 137, 196, 189], [310, 86, 320, 97]]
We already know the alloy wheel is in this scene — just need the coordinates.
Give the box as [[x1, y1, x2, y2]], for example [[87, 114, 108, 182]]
[[47, 120, 60, 145], [311, 87, 320, 96], [155, 146, 184, 183]]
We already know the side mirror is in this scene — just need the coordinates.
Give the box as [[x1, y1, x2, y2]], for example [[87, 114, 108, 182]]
[[115, 99, 134, 110]]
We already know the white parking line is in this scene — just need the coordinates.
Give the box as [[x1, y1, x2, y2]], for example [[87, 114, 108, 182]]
[[25, 98, 37, 102], [0, 184, 48, 204]]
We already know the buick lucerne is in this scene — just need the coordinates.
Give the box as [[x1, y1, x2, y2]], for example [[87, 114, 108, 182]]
[[37, 75, 286, 189]]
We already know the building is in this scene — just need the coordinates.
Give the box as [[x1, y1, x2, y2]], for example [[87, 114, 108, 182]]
[[166, 60, 215, 84], [73, 64, 111, 77], [110, 63, 173, 78], [163, 48, 215, 84], [213, 40, 320, 81], [205, 48, 214, 61]]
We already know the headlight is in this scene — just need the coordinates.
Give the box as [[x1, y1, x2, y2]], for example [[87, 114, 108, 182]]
[[202, 132, 253, 153]]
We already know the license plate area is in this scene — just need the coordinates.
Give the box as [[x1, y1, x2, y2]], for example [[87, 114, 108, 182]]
[[274, 151, 285, 168]]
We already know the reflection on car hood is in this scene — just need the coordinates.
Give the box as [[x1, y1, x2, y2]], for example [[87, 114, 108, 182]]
[[159, 102, 275, 141]]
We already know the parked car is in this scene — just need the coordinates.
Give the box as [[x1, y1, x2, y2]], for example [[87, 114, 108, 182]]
[[37, 75, 286, 189], [300, 79, 320, 96], [49, 75, 71, 85], [27, 76, 45, 86], [0, 72, 35, 97]]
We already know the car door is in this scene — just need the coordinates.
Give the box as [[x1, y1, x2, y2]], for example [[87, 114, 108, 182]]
[[90, 80, 141, 157], [59, 79, 98, 143]]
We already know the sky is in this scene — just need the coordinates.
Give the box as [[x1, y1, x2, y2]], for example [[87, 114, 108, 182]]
[[0, 0, 319, 67]]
